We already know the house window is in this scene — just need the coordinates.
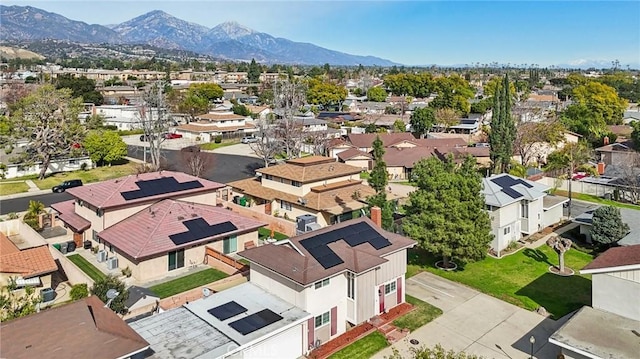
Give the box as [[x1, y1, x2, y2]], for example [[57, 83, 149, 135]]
[[168, 249, 185, 271], [92, 230, 98, 242], [485, 205, 495, 211], [521, 201, 529, 219], [264, 174, 273, 180], [314, 278, 330, 289], [223, 235, 237, 254], [504, 227, 511, 235], [314, 311, 330, 328], [280, 200, 292, 211], [291, 181, 302, 187], [346, 272, 355, 300], [384, 281, 396, 295]]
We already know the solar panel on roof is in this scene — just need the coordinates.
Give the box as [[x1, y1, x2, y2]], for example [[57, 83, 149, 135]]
[[170, 218, 238, 245], [121, 177, 204, 200], [229, 309, 283, 335], [490, 176, 533, 199], [207, 301, 248, 321]]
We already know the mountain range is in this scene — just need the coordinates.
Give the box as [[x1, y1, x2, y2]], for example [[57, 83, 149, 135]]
[[0, 5, 398, 66]]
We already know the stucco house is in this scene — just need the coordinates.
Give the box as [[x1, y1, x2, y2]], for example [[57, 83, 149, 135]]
[[227, 156, 390, 227], [548, 245, 640, 359], [175, 111, 257, 141], [595, 140, 639, 167], [482, 174, 567, 254], [0, 232, 57, 290], [238, 209, 416, 348]]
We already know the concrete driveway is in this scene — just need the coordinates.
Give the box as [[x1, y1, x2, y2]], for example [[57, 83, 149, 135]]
[[373, 272, 568, 359]]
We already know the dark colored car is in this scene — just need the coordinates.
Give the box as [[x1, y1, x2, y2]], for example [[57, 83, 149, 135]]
[[139, 134, 157, 142], [52, 179, 83, 193]]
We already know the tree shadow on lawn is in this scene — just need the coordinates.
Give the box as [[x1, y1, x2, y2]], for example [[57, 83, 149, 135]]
[[522, 248, 553, 267], [515, 272, 592, 319]]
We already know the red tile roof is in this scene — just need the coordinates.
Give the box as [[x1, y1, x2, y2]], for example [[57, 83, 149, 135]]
[[239, 217, 415, 285], [0, 296, 149, 359], [50, 200, 91, 232], [98, 199, 265, 261], [0, 233, 57, 278], [581, 244, 640, 272], [66, 171, 224, 210]]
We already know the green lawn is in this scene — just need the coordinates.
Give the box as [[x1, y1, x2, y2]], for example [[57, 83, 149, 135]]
[[328, 331, 388, 359], [67, 254, 107, 282], [149, 268, 229, 298], [393, 295, 442, 331], [258, 227, 289, 241], [33, 162, 139, 190], [199, 141, 239, 151], [407, 246, 594, 318], [0, 182, 30, 196], [554, 190, 640, 210]]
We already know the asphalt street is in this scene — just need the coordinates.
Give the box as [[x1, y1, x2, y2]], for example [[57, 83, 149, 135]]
[[0, 192, 73, 215]]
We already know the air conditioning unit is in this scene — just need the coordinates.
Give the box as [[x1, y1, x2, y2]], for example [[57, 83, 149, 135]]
[[96, 250, 107, 263], [106, 256, 119, 270], [296, 214, 317, 234]]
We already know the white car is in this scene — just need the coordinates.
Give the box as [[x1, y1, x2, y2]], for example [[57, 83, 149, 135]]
[[241, 136, 259, 144]]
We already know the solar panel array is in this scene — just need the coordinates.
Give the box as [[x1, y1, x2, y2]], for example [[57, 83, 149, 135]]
[[207, 301, 248, 321], [169, 218, 238, 245], [121, 177, 204, 200], [490, 176, 533, 199], [299, 221, 392, 269], [229, 309, 283, 335]]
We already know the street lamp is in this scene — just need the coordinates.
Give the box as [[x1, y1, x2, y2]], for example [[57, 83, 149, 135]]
[[529, 335, 536, 359]]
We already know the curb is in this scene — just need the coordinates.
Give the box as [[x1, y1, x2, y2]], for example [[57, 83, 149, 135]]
[[0, 189, 52, 201]]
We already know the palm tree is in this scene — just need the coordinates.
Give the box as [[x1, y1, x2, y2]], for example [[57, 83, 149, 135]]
[[23, 200, 45, 230]]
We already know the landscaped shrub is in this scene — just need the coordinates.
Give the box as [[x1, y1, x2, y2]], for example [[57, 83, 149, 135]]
[[70, 283, 89, 300], [80, 162, 88, 171], [214, 136, 222, 143]]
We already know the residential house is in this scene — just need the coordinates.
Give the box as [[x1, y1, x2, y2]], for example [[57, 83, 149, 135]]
[[0, 232, 57, 289], [125, 285, 160, 320], [572, 206, 640, 246], [239, 210, 416, 347], [130, 282, 311, 359], [175, 111, 257, 141], [0, 296, 150, 359], [91, 104, 147, 130], [227, 156, 386, 227], [595, 140, 639, 167], [245, 105, 272, 120], [336, 149, 373, 171], [99, 86, 139, 105], [345, 133, 417, 153], [549, 245, 640, 359], [482, 174, 567, 254], [96, 199, 264, 282], [622, 110, 640, 124]]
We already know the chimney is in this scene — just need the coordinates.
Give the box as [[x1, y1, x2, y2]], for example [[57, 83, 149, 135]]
[[370, 206, 382, 228], [597, 162, 606, 175], [603, 136, 610, 145]]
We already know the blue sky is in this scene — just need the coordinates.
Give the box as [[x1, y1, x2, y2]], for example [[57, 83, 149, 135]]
[[3, 1, 640, 67]]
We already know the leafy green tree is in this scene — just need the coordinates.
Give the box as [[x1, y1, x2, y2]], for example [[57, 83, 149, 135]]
[[70, 283, 89, 300], [306, 78, 347, 110], [365, 123, 378, 133], [55, 74, 103, 105], [367, 87, 387, 102], [591, 206, 630, 247], [630, 121, 640, 150], [188, 83, 223, 101], [514, 120, 566, 165], [83, 130, 127, 166], [470, 98, 491, 114], [572, 82, 627, 125], [103, 76, 124, 87], [410, 107, 435, 138], [560, 103, 609, 145], [488, 74, 516, 173], [430, 75, 475, 114], [393, 119, 406, 133], [91, 275, 128, 314], [0, 278, 42, 321], [84, 114, 105, 130], [403, 156, 493, 268], [248, 58, 261, 83], [352, 88, 364, 97], [483, 76, 517, 101], [23, 200, 45, 230], [435, 108, 460, 132], [10, 85, 85, 179], [232, 103, 251, 116]]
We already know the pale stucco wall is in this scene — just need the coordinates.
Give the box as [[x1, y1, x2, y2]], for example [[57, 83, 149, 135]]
[[592, 271, 640, 321]]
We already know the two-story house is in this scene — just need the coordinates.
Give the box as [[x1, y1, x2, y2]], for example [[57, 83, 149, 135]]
[[175, 111, 256, 141], [482, 174, 567, 255], [51, 171, 264, 282], [227, 156, 389, 227], [238, 208, 416, 348], [548, 245, 640, 359]]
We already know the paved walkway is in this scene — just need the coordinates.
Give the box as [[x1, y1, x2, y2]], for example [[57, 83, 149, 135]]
[[373, 272, 570, 359]]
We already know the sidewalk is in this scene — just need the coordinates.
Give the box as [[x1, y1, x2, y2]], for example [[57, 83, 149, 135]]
[[0, 180, 51, 200]]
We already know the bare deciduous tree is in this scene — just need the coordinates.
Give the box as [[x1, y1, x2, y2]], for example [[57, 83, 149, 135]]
[[249, 120, 281, 167], [180, 149, 212, 178], [273, 80, 307, 158], [137, 82, 170, 171], [513, 119, 565, 166], [547, 236, 572, 274]]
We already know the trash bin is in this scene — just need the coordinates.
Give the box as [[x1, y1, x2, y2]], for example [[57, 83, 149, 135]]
[[60, 242, 68, 254], [52, 243, 61, 251], [66, 241, 76, 252], [84, 241, 92, 249], [239, 197, 247, 207], [41, 287, 55, 302]]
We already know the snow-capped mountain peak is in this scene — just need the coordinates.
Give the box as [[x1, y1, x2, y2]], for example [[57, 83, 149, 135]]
[[208, 21, 256, 40]]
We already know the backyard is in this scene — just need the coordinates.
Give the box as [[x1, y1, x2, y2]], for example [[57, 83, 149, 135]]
[[407, 245, 594, 318], [258, 227, 289, 241], [67, 254, 107, 282], [327, 331, 389, 359], [149, 268, 229, 298]]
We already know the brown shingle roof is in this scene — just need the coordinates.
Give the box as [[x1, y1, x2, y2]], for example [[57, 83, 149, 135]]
[[176, 122, 255, 133], [66, 171, 224, 210], [0, 233, 57, 278], [50, 200, 91, 232], [0, 296, 149, 359], [239, 217, 415, 285], [256, 157, 361, 183], [383, 147, 445, 168], [347, 133, 416, 149], [581, 245, 640, 272], [337, 148, 373, 161], [195, 113, 247, 121], [411, 138, 468, 148], [98, 199, 265, 261]]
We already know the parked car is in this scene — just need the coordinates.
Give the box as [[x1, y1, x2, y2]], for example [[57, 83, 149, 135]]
[[241, 136, 259, 144], [139, 134, 157, 142], [181, 145, 201, 152], [163, 133, 183, 139], [52, 179, 83, 193]]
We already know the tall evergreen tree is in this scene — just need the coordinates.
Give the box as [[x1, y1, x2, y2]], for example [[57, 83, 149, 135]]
[[489, 74, 516, 173], [248, 58, 261, 83], [367, 135, 393, 230]]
